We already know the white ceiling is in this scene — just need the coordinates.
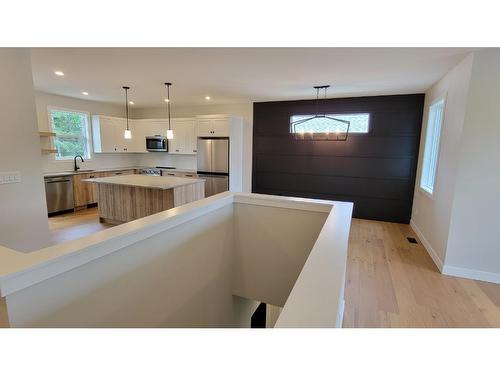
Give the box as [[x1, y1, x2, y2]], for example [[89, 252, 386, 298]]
[[30, 48, 474, 108]]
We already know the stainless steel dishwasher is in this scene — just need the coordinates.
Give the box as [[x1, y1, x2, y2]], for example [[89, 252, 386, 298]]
[[44, 176, 75, 215]]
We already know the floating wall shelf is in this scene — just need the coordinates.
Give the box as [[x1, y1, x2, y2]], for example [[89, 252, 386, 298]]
[[39, 131, 56, 137], [41, 149, 58, 154]]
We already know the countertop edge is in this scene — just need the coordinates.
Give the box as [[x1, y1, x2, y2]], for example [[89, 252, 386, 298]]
[[83, 175, 205, 190], [43, 167, 198, 178]]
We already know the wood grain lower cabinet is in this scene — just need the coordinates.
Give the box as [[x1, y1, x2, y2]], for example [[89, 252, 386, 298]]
[[104, 169, 136, 177], [162, 171, 197, 178], [73, 169, 137, 208], [73, 173, 95, 208]]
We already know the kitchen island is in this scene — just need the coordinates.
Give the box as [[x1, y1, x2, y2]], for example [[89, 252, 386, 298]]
[[84, 175, 205, 224]]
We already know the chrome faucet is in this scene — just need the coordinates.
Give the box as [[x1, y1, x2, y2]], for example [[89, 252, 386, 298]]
[[74, 155, 84, 171]]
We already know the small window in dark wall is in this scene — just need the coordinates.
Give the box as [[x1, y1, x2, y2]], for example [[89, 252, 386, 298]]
[[290, 113, 370, 134]]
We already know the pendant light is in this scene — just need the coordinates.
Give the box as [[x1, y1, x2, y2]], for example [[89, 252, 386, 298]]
[[122, 86, 132, 139], [164, 82, 174, 140], [290, 85, 350, 141]]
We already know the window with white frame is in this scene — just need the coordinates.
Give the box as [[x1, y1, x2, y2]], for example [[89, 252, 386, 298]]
[[420, 98, 445, 195], [49, 108, 91, 160], [290, 113, 370, 134]]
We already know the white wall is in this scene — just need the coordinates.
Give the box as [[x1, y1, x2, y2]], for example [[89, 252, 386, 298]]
[[411, 54, 474, 267], [411, 49, 500, 283], [232, 203, 327, 307], [2, 194, 349, 328], [36, 92, 139, 173], [133, 102, 253, 192], [0, 49, 51, 251], [7, 205, 238, 327], [444, 49, 500, 280], [135, 152, 197, 171]]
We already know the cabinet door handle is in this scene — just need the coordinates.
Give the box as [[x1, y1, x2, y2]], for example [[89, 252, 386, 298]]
[[185, 174, 193, 177], [176, 149, 179, 152], [193, 150, 197, 153], [167, 173, 175, 176]]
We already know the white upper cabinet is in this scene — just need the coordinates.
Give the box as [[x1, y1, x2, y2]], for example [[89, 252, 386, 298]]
[[169, 118, 197, 154], [92, 116, 132, 153], [142, 119, 169, 138], [128, 120, 148, 153], [196, 116, 230, 137], [130, 119, 167, 153], [93, 115, 236, 154], [93, 116, 169, 153]]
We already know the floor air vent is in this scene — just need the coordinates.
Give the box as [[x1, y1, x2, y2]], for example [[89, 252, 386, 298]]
[[407, 237, 418, 244]]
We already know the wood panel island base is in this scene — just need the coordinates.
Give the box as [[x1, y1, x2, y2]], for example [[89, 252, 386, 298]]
[[85, 175, 205, 224]]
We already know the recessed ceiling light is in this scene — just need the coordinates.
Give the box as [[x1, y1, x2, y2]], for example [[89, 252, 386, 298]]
[[129, 101, 134, 105], [164, 98, 170, 103], [81, 91, 89, 96], [54, 71, 65, 76], [205, 96, 211, 100]]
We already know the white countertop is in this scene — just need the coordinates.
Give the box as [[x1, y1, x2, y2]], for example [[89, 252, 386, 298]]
[[83, 174, 204, 190], [43, 167, 141, 178], [43, 167, 197, 178]]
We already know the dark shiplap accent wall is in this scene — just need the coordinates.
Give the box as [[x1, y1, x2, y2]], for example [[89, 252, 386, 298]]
[[252, 94, 425, 223]]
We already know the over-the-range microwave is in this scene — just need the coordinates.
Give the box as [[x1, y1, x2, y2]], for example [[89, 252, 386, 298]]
[[146, 135, 168, 152]]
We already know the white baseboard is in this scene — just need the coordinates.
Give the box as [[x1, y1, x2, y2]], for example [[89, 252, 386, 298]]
[[410, 220, 444, 271], [336, 299, 345, 328], [410, 220, 500, 284], [443, 265, 500, 285]]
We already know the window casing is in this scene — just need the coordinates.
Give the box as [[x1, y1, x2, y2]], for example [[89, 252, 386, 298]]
[[420, 98, 445, 195], [49, 108, 91, 160]]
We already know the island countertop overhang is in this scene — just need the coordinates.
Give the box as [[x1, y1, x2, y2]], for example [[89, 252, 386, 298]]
[[83, 174, 205, 190]]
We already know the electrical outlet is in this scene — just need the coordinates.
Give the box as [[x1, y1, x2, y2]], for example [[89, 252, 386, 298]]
[[0, 171, 21, 185]]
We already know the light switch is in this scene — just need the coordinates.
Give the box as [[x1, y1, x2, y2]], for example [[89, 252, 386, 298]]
[[0, 171, 21, 185]]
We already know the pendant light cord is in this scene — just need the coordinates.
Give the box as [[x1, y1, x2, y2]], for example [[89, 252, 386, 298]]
[[165, 82, 172, 131], [316, 87, 319, 117], [123, 86, 130, 131], [323, 86, 327, 116]]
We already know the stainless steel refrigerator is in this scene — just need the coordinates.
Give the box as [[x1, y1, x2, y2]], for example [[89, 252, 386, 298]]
[[197, 138, 229, 197]]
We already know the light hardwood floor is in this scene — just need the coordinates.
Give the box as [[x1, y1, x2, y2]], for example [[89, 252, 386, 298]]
[[344, 218, 500, 327], [48, 209, 500, 327], [48, 207, 112, 244]]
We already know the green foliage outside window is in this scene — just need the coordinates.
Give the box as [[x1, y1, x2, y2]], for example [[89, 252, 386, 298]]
[[50, 110, 90, 160]]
